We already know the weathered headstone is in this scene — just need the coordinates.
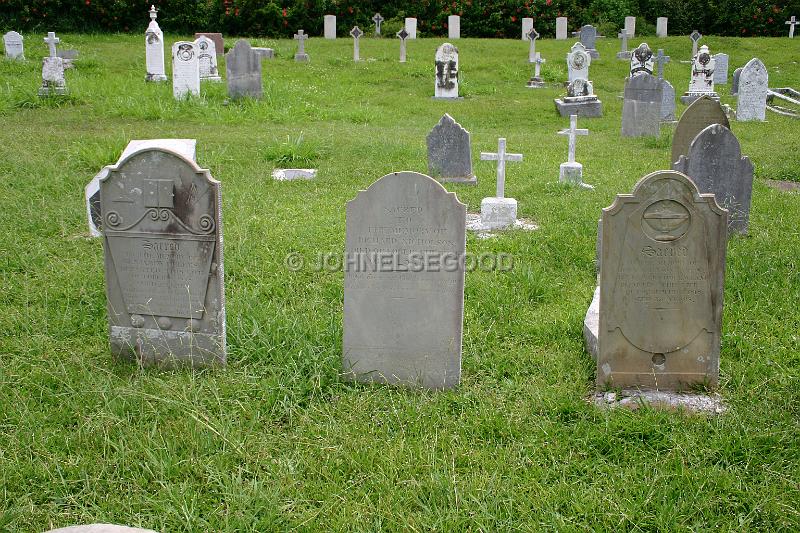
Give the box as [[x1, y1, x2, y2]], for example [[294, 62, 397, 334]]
[[786, 15, 798, 38], [737, 58, 768, 121], [624, 16, 636, 37], [373, 13, 384, 36], [350, 26, 363, 62], [712, 53, 729, 84], [86, 139, 197, 238], [522, 18, 534, 40], [252, 47, 274, 60], [343, 172, 466, 390], [617, 30, 631, 60], [594, 170, 727, 391], [630, 42, 654, 76], [622, 73, 663, 137], [731, 67, 742, 95], [397, 28, 409, 63], [556, 17, 568, 40], [171, 41, 200, 99], [674, 124, 753, 234], [405, 18, 418, 39], [480, 138, 523, 229], [57, 48, 78, 69], [434, 43, 459, 99], [195, 35, 221, 82], [526, 52, 546, 88], [100, 147, 226, 367], [427, 114, 475, 184], [671, 95, 730, 164], [555, 43, 602, 117], [3, 31, 24, 60], [660, 79, 676, 121], [44, 525, 160, 533], [144, 6, 166, 82], [655, 48, 670, 79], [681, 44, 718, 104], [324, 15, 336, 39], [194, 33, 223, 56], [567, 41, 590, 82], [574, 25, 599, 59], [294, 30, 309, 62], [39, 32, 66, 96], [558, 114, 592, 188], [526, 27, 540, 63], [656, 17, 668, 38], [448, 15, 460, 39], [225, 39, 262, 99]]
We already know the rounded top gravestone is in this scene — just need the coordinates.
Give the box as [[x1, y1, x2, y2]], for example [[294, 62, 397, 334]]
[[671, 95, 729, 165]]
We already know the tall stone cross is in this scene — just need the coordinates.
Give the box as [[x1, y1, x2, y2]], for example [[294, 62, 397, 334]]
[[533, 52, 545, 78], [787, 16, 798, 38], [526, 27, 539, 63], [396, 28, 409, 63], [480, 138, 523, 198], [373, 13, 384, 36], [44, 32, 60, 58], [689, 30, 702, 58], [655, 48, 670, 79], [149, 5, 158, 22], [618, 30, 630, 54], [350, 26, 363, 61], [294, 30, 308, 55], [558, 115, 588, 164]]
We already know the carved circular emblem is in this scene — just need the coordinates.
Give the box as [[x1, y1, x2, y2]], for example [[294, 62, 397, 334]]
[[634, 44, 652, 63], [642, 200, 691, 242], [698, 52, 710, 66], [178, 43, 194, 61], [199, 41, 208, 51], [571, 52, 587, 69]]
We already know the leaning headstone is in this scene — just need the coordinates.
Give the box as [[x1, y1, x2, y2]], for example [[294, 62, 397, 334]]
[[194, 32, 223, 56], [350, 26, 363, 62], [86, 139, 197, 238], [594, 170, 727, 391], [558, 114, 592, 188], [405, 18, 418, 39], [480, 138, 523, 229], [427, 114, 475, 184], [171, 41, 200, 99], [522, 18, 534, 40], [674, 124, 753, 234], [737, 58, 768, 121], [624, 16, 636, 37], [448, 15, 460, 39], [343, 172, 466, 390], [629, 42, 654, 76], [556, 17, 568, 40], [671, 95, 730, 164], [434, 43, 459, 99], [574, 25, 599, 59], [99, 146, 226, 367], [3, 31, 24, 60], [731, 67, 742, 95], [44, 525, 160, 533], [39, 32, 67, 97], [616, 30, 631, 60], [555, 43, 603, 117], [621, 73, 663, 137], [324, 15, 336, 39], [226, 39, 262, 99], [144, 6, 166, 82], [294, 30, 309, 62], [681, 45, 719, 104], [656, 17, 668, 38], [195, 36, 221, 82], [373, 13, 384, 36], [712, 53, 729, 84]]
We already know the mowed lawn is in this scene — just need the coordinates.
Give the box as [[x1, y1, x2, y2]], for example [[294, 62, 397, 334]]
[[1, 33, 799, 531]]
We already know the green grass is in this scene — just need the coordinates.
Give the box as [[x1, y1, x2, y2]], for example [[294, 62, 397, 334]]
[[1, 32, 799, 531]]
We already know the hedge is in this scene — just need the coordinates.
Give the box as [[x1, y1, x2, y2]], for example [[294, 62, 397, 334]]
[[1, 0, 798, 38]]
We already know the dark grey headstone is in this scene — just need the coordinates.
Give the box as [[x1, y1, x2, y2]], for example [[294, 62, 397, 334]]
[[737, 57, 768, 121], [674, 124, 753, 234], [225, 39, 262, 99], [343, 172, 466, 390], [57, 48, 78, 60], [100, 147, 225, 367], [621, 73, 663, 137], [670, 96, 729, 165], [731, 67, 742, 95], [426, 114, 475, 184], [660, 79, 676, 121]]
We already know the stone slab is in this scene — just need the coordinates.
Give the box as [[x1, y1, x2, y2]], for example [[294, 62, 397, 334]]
[[554, 98, 603, 118], [252, 47, 274, 60], [621, 73, 663, 137], [427, 113, 475, 184], [194, 32, 223, 55], [3, 30, 24, 60], [324, 15, 336, 38], [405, 18, 417, 39], [272, 168, 317, 180], [448, 15, 460, 39], [656, 17, 668, 38], [434, 43, 459, 98], [713, 53, 729, 84], [660, 79, 676, 121], [592, 391, 726, 414], [480, 197, 517, 229], [671, 95, 729, 165], [737, 58, 768, 121], [226, 39, 262, 99], [171, 41, 200, 99], [522, 18, 533, 40], [556, 17, 568, 40]]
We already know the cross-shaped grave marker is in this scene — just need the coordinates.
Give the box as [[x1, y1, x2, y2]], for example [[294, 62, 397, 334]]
[[44, 31, 60, 58], [534, 52, 546, 79], [373, 13, 384, 36], [557, 115, 591, 188], [655, 48, 670, 79], [350, 26, 363, 61], [787, 16, 798, 38], [526, 27, 539, 63], [558, 114, 588, 164], [294, 30, 309, 62], [480, 138, 523, 198], [396, 28, 409, 63], [617, 29, 631, 59], [689, 30, 702, 58]]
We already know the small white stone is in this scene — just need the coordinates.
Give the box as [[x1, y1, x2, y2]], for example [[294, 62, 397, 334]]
[[272, 168, 317, 181], [480, 197, 517, 230]]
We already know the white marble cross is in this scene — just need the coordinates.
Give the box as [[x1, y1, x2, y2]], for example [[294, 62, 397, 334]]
[[655, 48, 670, 79], [149, 5, 158, 21], [787, 16, 798, 38], [480, 138, 523, 198], [689, 30, 702, 57], [350, 26, 362, 61], [558, 115, 588, 164], [44, 32, 60, 58], [618, 30, 630, 54], [396, 28, 409, 62], [526, 27, 539, 63], [373, 13, 384, 36], [533, 52, 545, 78], [294, 30, 308, 55]]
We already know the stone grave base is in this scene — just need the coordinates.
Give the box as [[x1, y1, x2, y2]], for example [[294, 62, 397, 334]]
[[592, 390, 726, 414], [587, 49, 600, 59], [680, 92, 719, 105], [559, 162, 594, 189], [38, 85, 67, 97], [202, 75, 222, 82], [480, 197, 517, 230], [433, 96, 464, 100], [295, 53, 309, 62], [145, 73, 168, 82], [253, 47, 274, 60], [110, 326, 225, 368], [616, 51, 631, 60], [526, 77, 546, 88], [272, 168, 317, 181], [765, 179, 800, 192], [466, 213, 538, 238], [438, 175, 476, 185], [554, 98, 603, 118]]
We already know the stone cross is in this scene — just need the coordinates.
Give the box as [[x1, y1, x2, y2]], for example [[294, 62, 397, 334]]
[[480, 138, 523, 198], [526, 27, 539, 63], [294, 30, 308, 55], [44, 32, 60, 58], [618, 30, 630, 54], [655, 48, 670, 79], [690, 30, 702, 58], [397, 28, 409, 63], [533, 52, 545, 78], [787, 16, 798, 38], [558, 114, 588, 164], [149, 5, 157, 22], [350, 26, 362, 61], [373, 13, 384, 36]]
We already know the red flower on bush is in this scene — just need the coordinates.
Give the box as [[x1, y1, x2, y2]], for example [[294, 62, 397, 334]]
[[546, 0, 552, 5], [511, 16, 516, 22], [282, 8, 287, 17], [348, 6, 353, 13]]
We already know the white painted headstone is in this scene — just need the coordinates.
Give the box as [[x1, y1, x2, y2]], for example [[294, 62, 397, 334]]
[[712, 53, 728, 84], [39, 32, 66, 96], [737, 57, 768, 121], [656, 17, 668, 37], [681, 44, 718, 104], [144, 6, 166, 82], [556, 17, 568, 40], [434, 43, 459, 99], [194, 35, 221, 81], [625, 16, 636, 37], [448, 15, 460, 39], [522, 18, 533, 40], [294, 30, 309, 62], [558, 114, 591, 188], [3, 31, 24, 60], [171, 41, 200, 98], [567, 42, 591, 82], [397, 28, 409, 63], [405, 18, 418, 39], [350, 26, 363, 62], [480, 138, 523, 229], [324, 15, 336, 39]]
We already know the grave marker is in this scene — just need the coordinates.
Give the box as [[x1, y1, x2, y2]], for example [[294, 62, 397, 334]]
[[448, 15, 460, 39], [558, 114, 591, 188], [656, 17, 668, 37], [3, 31, 24, 61], [226, 39, 262, 99], [405, 18, 418, 39], [526, 27, 540, 63], [195, 36, 221, 82], [193, 33, 223, 56], [350, 26, 363, 62], [480, 138, 523, 229], [621, 73, 663, 137], [681, 44, 718, 105], [171, 41, 200, 98], [427, 114, 476, 184], [556, 17, 568, 40], [737, 57, 768, 121], [434, 43, 459, 99], [397, 28, 409, 63], [787, 15, 798, 38], [713, 53, 729, 84], [372, 13, 384, 36], [294, 30, 309, 62], [324, 15, 336, 39], [671, 95, 730, 165], [617, 30, 631, 60], [39, 32, 67, 96], [145, 6, 166, 82]]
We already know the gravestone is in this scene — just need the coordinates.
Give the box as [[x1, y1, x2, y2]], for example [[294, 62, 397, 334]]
[[660, 79, 676, 121], [434, 43, 459, 99], [226, 39, 262, 99], [555, 43, 602, 117], [556, 17, 568, 40], [397, 28, 409, 63], [737, 58, 768, 121], [731, 67, 742, 95], [39, 32, 66, 96], [373, 13, 384, 36], [448, 15, 460, 39], [526, 52, 546, 88], [655, 48, 670, 79], [45, 525, 159, 533], [656, 17, 668, 37], [86, 139, 197, 238], [195, 36, 221, 82], [621, 73, 663, 137], [674, 124, 753, 234], [713, 53, 729, 84], [617, 30, 631, 60], [194, 33, 223, 55], [787, 15, 798, 38], [574, 25, 599, 59], [526, 27, 540, 63], [144, 6, 166, 82], [595, 170, 727, 391], [405, 18, 418, 39], [522, 18, 534, 40], [567, 41, 590, 82], [681, 44, 718, 104], [294, 30, 309, 62], [324, 15, 336, 39], [625, 16, 636, 37], [100, 147, 226, 367], [427, 114, 475, 184], [558, 114, 592, 188], [252, 47, 274, 60], [350, 26, 363, 62], [629, 43, 654, 76], [689, 30, 702, 59], [343, 172, 466, 390], [480, 138, 523, 229], [171, 41, 200, 99], [671, 95, 730, 164], [3, 31, 24, 60]]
